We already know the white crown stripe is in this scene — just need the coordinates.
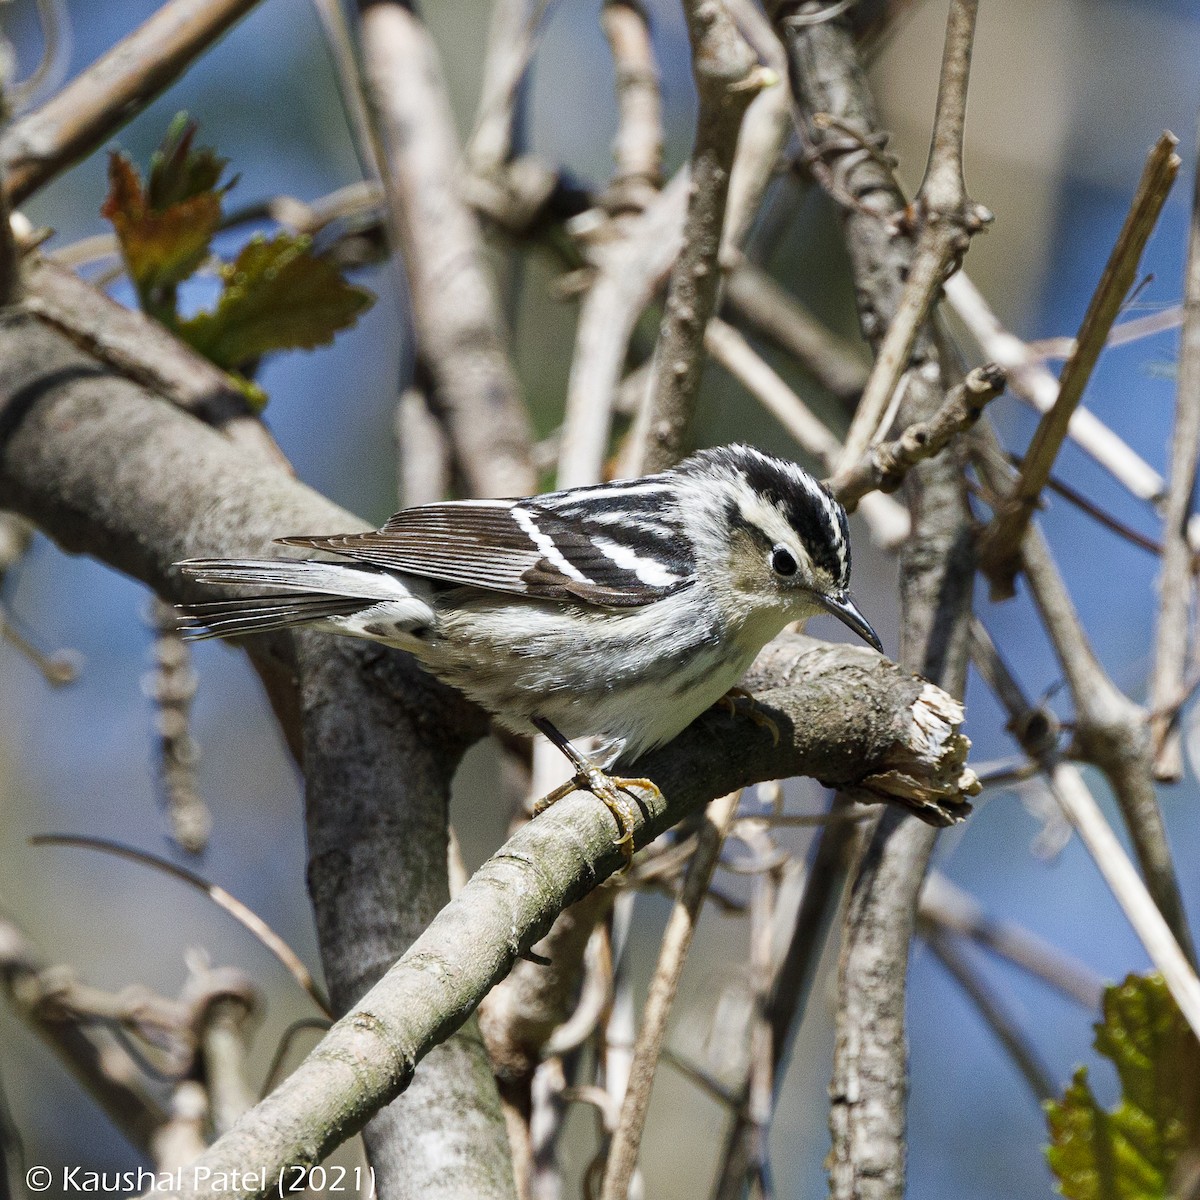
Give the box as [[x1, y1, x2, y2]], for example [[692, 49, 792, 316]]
[[510, 506, 592, 583]]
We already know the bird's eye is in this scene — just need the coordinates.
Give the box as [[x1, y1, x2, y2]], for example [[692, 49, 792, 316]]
[[770, 545, 798, 578]]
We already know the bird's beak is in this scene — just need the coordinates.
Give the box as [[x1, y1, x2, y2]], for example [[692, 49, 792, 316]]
[[818, 591, 883, 653]]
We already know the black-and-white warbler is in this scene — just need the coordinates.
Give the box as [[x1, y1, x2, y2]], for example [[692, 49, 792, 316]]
[[178, 444, 880, 856]]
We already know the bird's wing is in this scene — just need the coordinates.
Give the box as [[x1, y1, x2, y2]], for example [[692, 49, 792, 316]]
[[277, 498, 694, 608]]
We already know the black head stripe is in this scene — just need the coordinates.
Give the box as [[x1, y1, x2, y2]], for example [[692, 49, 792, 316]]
[[678, 445, 852, 586]]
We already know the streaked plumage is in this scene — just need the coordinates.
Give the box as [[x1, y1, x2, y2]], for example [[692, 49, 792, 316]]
[[178, 445, 879, 773]]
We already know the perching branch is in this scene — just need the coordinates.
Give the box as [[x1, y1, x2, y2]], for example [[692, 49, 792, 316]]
[[142, 638, 973, 1200], [0, 0, 265, 207], [977, 132, 1180, 599], [1149, 134, 1200, 780]]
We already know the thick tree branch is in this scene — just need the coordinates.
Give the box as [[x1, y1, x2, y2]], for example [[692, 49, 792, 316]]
[[149, 634, 973, 1200], [0, 312, 514, 1200]]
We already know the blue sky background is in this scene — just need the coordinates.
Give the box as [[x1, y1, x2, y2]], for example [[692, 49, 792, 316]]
[[2, 1, 1200, 1197]]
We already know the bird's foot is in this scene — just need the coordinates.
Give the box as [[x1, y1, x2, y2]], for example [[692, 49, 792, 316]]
[[531, 717, 662, 869], [533, 765, 660, 869], [715, 687, 781, 746]]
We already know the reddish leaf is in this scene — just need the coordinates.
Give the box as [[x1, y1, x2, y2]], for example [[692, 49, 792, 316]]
[[100, 117, 230, 300]]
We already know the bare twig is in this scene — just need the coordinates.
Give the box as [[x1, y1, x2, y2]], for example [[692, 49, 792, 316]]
[[601, 1, 663, 215], [356, 0, 536, 498], [559, 173, 687, 487], [467, 0, 549, 179], [919, 872, 1104, 1010], [1028, 304, 1186, 361], [712, 795, 863, 1200], [943, 270, 1169, 505], [718, 0, 790, 260], [723, 256, 869, 407], [32, 835, 331, 1016], [598, 792, 741, 1200], [628, 0, 772, 473], [0, 509, 80, 685], [395, 385, 451, 508], [7, 0, 72, 114], [556, 0, 671, 487], [1149, 133, 1200, 780], [310, 0, 384, 183], [833, 0, 990, 472], [922, 929, 1055, 1104], [834, 361, 1004, 508], [0, 917, 167, 1152], [144, 598, 211, 854], [704, 316, 911, 547], [977, 133, 1180, 599], [968, 624, 1200, 1042], [1, 0, 264, 206], [972, 432, 1196, 962], [183, 962, 260, 1137], [1033, 466, 1164, 558]]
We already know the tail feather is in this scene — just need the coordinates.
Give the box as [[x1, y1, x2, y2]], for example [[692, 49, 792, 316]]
[[178, 592, 368, 641], [177, 556, 425, 642], [177, 558, 411, 602]]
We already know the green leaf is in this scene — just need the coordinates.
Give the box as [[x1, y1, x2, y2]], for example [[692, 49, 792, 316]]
[[146, 113, 233, 212], [177, 233, 374, 372], [100, 115, 232, 303], [1045, 974, 1200, 1200]]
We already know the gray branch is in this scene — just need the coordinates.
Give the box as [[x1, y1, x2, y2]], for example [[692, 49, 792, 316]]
[[0, 313, 512, 1200]]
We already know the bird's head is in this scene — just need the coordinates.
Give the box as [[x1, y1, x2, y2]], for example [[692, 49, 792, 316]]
[[674, 445, 882, 652]]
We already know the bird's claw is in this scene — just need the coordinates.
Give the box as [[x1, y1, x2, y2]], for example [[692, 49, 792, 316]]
[[716, 687, 781, 746], [533, 767, 659, 871]]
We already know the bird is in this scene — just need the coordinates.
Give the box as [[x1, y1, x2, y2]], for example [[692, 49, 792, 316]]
[[177, 444, 881, 859]]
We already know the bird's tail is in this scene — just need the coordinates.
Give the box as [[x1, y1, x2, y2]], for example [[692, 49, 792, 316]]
[[176, 558, 418, 641]]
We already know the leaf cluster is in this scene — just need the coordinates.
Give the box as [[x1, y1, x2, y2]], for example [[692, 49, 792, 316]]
[[1046, 974, 1200, 1200], [101, 114, 373, 405]]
